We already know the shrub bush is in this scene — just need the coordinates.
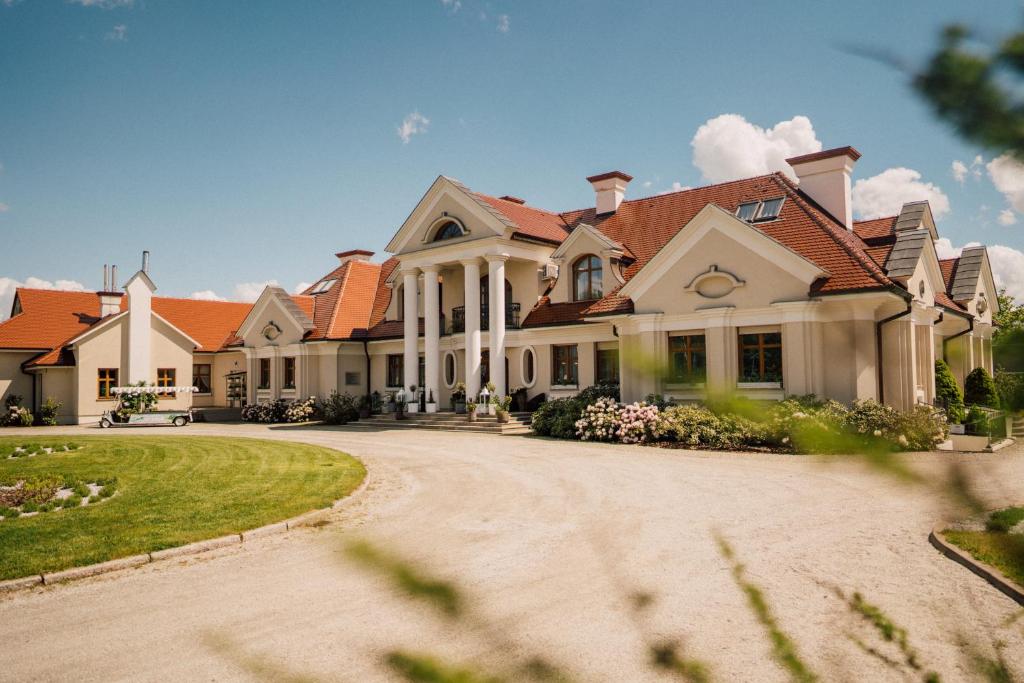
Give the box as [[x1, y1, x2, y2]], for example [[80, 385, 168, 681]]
[[531, 397, 585, 439], [241, 397, 319, 424], [964, 367, 1000, 408], [659, 404, 767, 450], [934, 359, 965, 423], [576, 383, 620, 404], [575, 399, 660, 444], [322, 391, 359, 425], [995, 370, 1024, 412], [37, 397, 62, 426]]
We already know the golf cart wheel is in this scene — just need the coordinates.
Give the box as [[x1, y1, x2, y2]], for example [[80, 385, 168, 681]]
[[173, 416, 188, 427], [99, 418, 112, 429]]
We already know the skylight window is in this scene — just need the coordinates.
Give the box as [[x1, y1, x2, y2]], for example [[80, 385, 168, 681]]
[[310, 279, 336, 294], [735, 197, 784, 223]]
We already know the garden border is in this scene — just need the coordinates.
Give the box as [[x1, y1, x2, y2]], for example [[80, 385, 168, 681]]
[[928, 526, 1024, 606], [0, 473, 369, 594]]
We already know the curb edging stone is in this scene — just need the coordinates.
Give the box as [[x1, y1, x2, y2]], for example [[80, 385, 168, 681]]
[[929, 526, 1024, 606], [0, 468, 370, 594]]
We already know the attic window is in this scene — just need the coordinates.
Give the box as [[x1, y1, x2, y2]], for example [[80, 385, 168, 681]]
[[432, 220, 466, 242], [735, 197, 784, 223], [310, 279, 336, 294]]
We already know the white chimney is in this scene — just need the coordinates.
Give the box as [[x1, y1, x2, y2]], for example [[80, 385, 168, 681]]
[[587, 171, 633, 215], [98, 264, 123, 318], [124, 257, 156, 385], [335, 249, 374, 267], [786, 146, 860, 229]]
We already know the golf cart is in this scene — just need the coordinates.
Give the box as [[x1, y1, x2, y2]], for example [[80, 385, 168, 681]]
[[99, 385, 197, 428]]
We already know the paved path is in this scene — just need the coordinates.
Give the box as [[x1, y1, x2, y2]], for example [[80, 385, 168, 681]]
[[1, 423, 1022, 682]]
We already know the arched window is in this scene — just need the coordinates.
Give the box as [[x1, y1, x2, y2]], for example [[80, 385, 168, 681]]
[[432, 220, 464, 242], [443, 351, 457, 388], [573, 255, 603, 301]]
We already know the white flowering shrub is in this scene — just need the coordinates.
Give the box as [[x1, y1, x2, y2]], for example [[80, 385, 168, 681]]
[[242, 397, 320, 424], [575, 398, 660, 444]]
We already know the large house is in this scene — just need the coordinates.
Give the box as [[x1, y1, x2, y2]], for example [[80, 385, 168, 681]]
[[0, 146, 999, 424]]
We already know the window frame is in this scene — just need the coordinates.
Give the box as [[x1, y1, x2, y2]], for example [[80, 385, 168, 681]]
[[551, 344, 579, 387], [572, 254, 603, 302], [520, 346, 537, 388], [432, 220, 465, 242], [258, 358, 271, 390], [443, 351, 457, 389], [310, 279, 337, 294], [735, 197, 785, 223], [97, 368, 118, 400], [282, 357, 296, 390], [386, 354, 403, 388], [595, 348, 619, 384], [668, 334, 707, 385], [737, 331, 783, 386], [192, 363, 212, 395], [156, 368, 176, 397]]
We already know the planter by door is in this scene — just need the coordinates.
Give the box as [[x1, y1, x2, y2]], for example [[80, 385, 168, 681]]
[[496, 410, 510, 424], [467, 408, 477, 422], [454, 401, 466, 414]]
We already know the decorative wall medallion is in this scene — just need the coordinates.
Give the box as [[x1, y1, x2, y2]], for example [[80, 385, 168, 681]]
[[262, 322, 282, 341], [684, 265, 745, 299], [977, 292, 988, 314]]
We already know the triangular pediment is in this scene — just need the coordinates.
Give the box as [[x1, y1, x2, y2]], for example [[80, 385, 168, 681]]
[[385, 176, 515, 255], [620, 203, 828, 301], [236, 287, 313, 346]]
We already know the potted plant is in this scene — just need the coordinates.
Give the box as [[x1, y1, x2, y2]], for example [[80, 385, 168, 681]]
[[425, 388, 438, 413], [466, 399, 478, 422], [495, 395, 512, 424], [384, 391, 397, 413], [406, 385, 419, 414], [451, 382, 467, 414], [484, 382, 497, 415]]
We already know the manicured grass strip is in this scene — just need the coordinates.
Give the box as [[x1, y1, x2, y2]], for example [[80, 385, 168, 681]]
[[944, 530, 1024, 588], [0, 436, 364, 580]]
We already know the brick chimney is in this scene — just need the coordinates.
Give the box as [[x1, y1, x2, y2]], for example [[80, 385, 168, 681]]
[[335, 249, 374, 266], [587, 171, 633, 215], [786, 146, 860, 229]]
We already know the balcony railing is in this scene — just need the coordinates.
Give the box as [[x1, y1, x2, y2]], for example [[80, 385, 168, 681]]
[[450, 303, 521, 334]]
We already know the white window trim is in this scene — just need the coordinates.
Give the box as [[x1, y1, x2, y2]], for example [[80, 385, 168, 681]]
[[736, 381, 782, 390], [443, 350, 458, 389], [520, 345, 537, 388]]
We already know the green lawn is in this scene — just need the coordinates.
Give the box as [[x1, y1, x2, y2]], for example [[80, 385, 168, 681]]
[[945, 506, 1024, 588], [0, 436, 365, 580]]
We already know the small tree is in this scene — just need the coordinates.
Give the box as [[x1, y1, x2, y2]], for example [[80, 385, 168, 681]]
[[934, 359, 965, 422], [964, 367, 1000, 408]]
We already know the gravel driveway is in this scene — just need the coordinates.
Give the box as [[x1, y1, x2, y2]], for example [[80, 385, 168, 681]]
[[1, 423, 1022, 682]]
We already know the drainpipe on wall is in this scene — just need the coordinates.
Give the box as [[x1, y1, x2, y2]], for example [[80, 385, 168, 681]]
[[875, 296, 914, 404]]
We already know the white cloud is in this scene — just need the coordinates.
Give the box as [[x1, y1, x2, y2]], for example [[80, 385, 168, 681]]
[[105, 24, 127, 41], [0, 277, 87, 321], [851, 167, 951, 220], [397, 111, 429, 144], [190, 290, 225, 301], [496, 14, 510, 33], [998, 209, 1017, 226], [440, 0, 461, 12], [690, 114, 821, 183], [934, 239, 1024, 301], [986, 153, 1024, 213], [233, 280, 279, 303], [658, 182, 691, 196], [951, 160, 968, 185], [951, 156, 983, 185], [293, 282, 312, 295], [69, 0, 133, 7]]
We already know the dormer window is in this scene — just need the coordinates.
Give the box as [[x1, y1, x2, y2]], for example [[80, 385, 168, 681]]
[[572, 255, 603, 301], [310, 279, 336, 294], [735, 197, 784, 223], [432, 220, 465, 242]]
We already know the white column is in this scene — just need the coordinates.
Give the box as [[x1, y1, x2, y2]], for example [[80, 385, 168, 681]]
[[402, 267, 419, 395], [462, 258, 482, 398], [487, 255, 508, 397], [422, 265, 440, 407]]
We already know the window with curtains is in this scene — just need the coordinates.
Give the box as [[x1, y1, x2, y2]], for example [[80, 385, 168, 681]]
[[386, 354, 403, 388], [193, 364, 212, 394], [572, 255, 603, 301], [739, 331, 783, 384], [596, 348, 619, 384], [259, 358, 271, 390], [157, 368, 176, 396], [283, 357, 296, 389], [551, 344, 579, 386], [97, 368, 118, 399], [669, 335, 706, 384]]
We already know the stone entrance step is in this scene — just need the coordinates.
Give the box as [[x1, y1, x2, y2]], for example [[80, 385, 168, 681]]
[[351, 411, 532, 435]]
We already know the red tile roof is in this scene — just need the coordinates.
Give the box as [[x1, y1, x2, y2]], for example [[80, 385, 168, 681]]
[[853, 216, 897, 241], [0, 289, 256, 367], [475, 193, 572, 244]]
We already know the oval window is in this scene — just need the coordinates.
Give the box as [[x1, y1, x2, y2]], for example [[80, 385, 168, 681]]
[[522, 347, 536, 387], [444, 351, 456, 388]]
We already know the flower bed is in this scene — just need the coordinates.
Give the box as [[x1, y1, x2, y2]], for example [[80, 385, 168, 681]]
[[533, 386, 948, 453], [241, 397, 319, 424], [0, 474, 117, 520]]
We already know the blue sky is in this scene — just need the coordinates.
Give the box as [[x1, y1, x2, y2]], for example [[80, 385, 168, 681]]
[[2, 0, 1023, 313]]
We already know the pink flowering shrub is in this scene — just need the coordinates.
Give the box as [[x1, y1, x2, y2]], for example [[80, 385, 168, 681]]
[[575, 398, 660, 444]]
